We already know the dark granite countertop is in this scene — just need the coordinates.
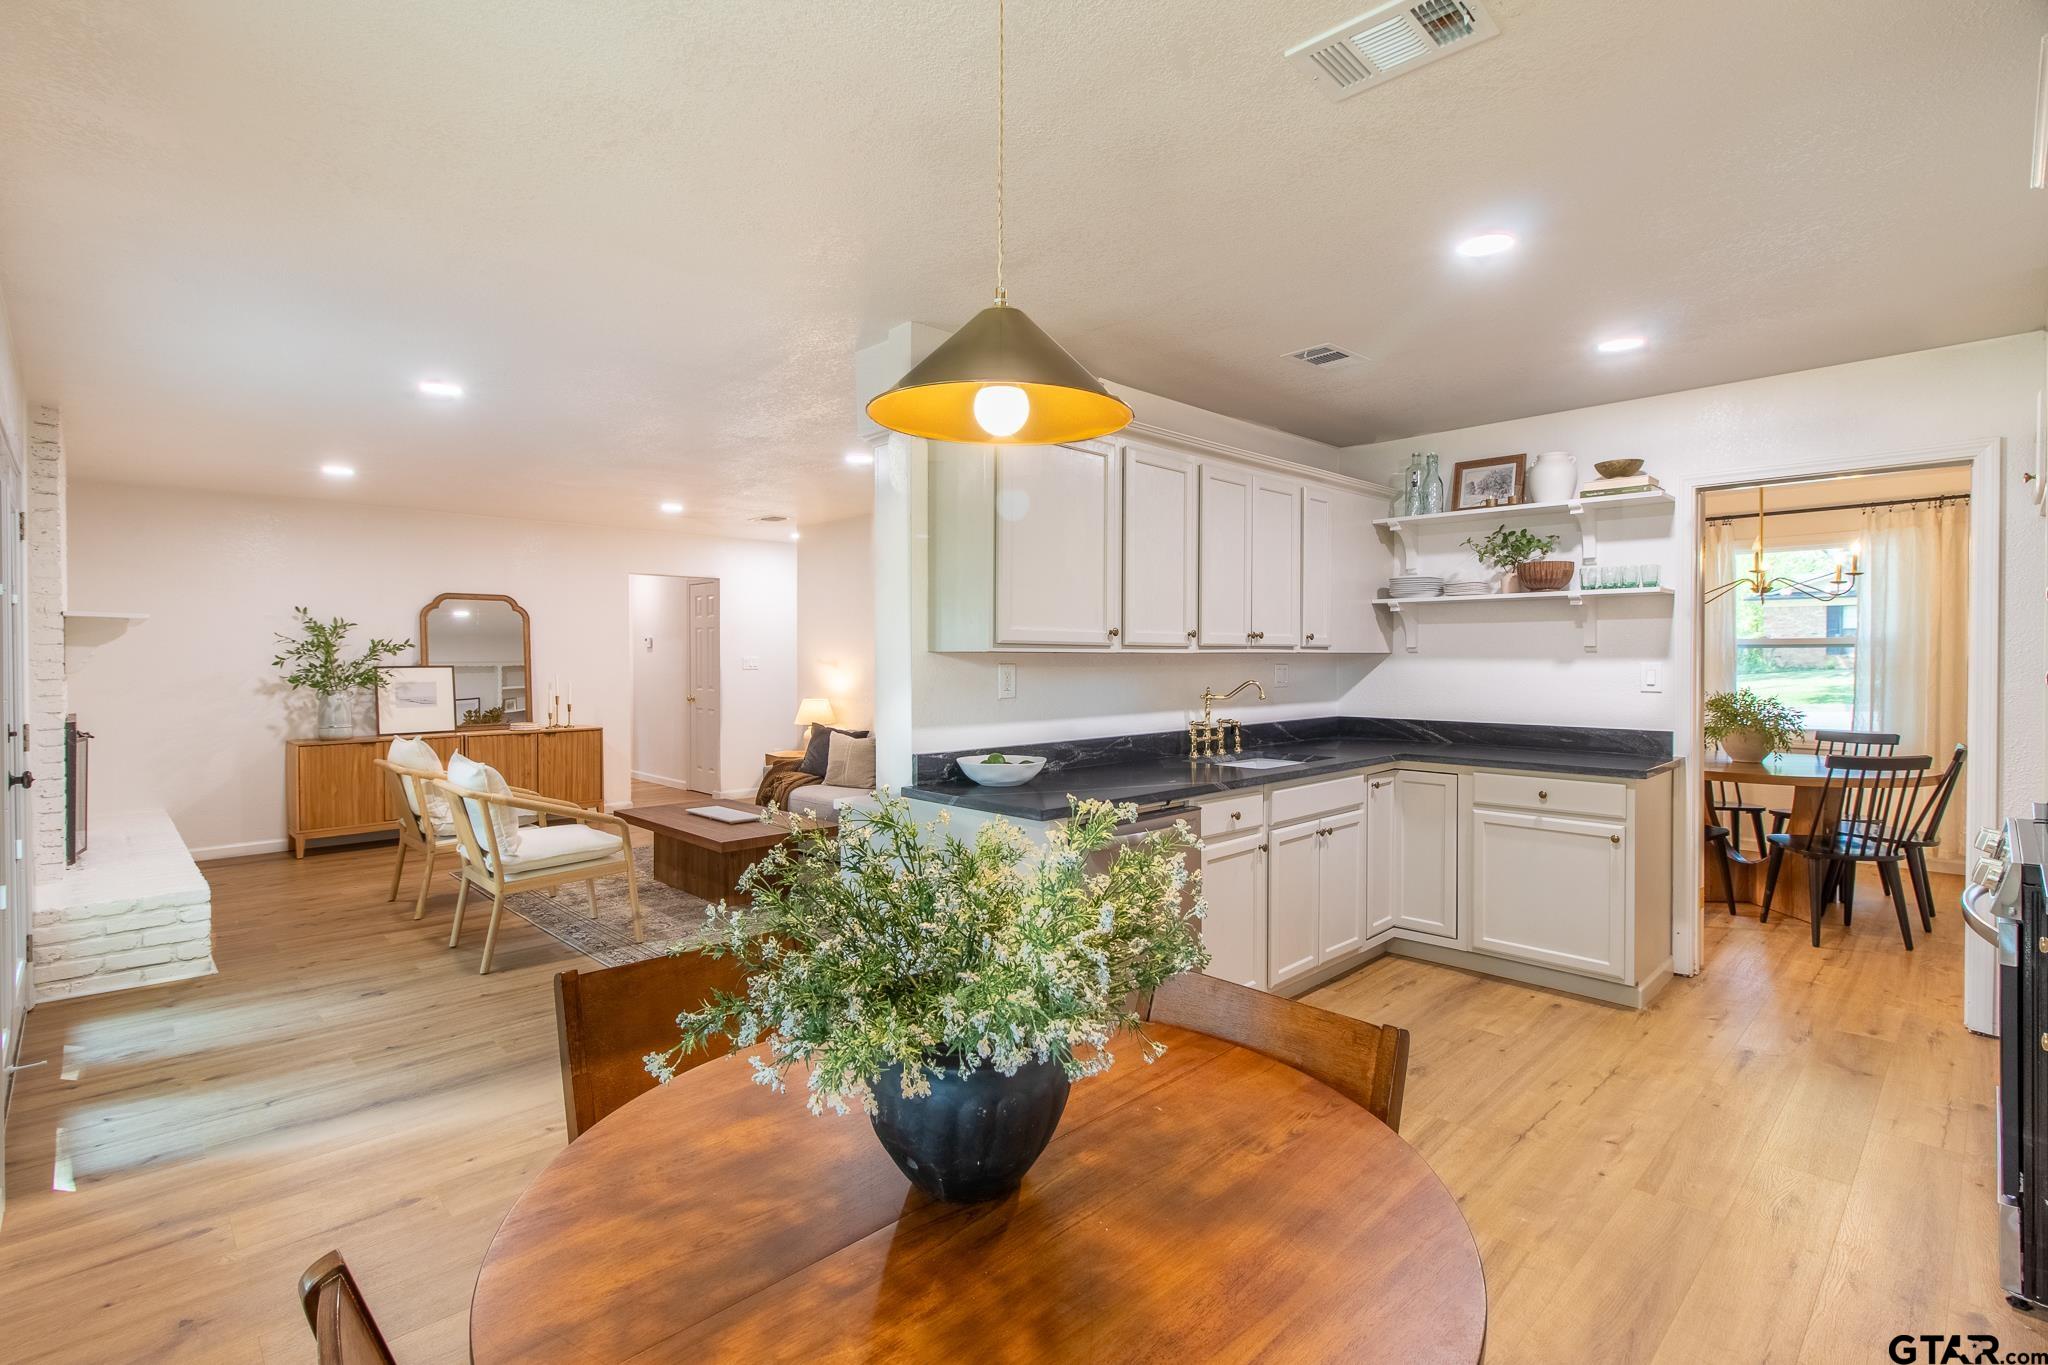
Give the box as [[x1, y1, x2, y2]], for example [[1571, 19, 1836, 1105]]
[[904, 721, 1680, 822]]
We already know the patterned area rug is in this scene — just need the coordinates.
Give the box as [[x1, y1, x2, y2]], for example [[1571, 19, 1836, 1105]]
[[487, 846, 725, 967]]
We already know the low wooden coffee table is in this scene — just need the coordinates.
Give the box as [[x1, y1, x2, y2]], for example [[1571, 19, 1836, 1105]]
[[614, 800, 823, 905]]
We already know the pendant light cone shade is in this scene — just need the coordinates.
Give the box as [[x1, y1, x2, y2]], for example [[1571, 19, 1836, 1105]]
[[865, 303, 1133, 445]]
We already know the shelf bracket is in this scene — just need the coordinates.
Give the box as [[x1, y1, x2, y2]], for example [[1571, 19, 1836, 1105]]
[[1383, 600, 1420, 653], [1567, 499, 1600, 568], [1576, 595, 1598, 651], [1381, 520, 1417, 574]]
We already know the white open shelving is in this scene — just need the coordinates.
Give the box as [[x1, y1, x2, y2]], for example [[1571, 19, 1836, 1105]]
[[1374, 488, 1674, 574], [63, 610, 150, 646], [1373, 585, 1672, 652]]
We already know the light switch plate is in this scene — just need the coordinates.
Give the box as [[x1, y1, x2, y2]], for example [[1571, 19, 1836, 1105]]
[[995, 664, 1017, 700], [740, 656, 760, 671], [1274, 663, 1291, 688], [1640, 663, 1663, 693]]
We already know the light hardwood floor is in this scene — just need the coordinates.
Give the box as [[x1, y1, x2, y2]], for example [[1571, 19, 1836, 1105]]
[[0, 813, 2035, 1362]]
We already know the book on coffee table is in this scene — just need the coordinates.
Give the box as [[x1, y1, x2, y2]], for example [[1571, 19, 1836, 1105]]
[[687, 805, 762, 824]]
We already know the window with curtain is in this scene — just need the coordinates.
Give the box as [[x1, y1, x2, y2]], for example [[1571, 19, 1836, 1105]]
[[1734, 543, 1859, 731]]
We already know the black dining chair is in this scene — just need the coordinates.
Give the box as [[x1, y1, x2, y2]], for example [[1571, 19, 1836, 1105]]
[[1704, 821, 1739, 915], [1900, 744, 1966, 928], [1763, 753, 1932, 949], [1766, 729, 1902, 906], [1706, 780, 1777, 856]]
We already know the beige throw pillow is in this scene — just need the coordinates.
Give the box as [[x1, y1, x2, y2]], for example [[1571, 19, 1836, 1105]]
[[823, 730, 876, 790], [446, 751, 524, 859]]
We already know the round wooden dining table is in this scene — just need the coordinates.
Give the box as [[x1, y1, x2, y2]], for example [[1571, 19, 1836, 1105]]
[[470, 1023, 1486, 1363]]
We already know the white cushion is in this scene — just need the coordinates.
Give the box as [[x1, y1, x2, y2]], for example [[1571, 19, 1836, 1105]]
[[788, 784, 859, 823], [446, 751, 523, 858], [500, 822, 624, 875], [823, 732, 876, 789], [387, 736, 451, 828]]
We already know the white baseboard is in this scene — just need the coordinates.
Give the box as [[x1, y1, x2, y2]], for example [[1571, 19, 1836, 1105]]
[[192, 837, 291, 861], [631, 770, 693, 790]]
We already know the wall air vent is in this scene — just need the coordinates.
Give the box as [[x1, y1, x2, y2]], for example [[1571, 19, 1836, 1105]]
[[1285, 344, 1363, 370], [1286, 0, 1499, 102]]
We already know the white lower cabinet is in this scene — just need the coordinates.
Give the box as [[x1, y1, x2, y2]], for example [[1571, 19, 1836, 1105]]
[[1267, 810, 1364, 990], [1469, 806, 1628, 980], [1200, 829, 1267, 990], [1363, 769, 1459, 941]]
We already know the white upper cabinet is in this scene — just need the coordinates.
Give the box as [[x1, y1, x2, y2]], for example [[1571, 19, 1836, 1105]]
[[993, 442, 1119, 646], [1302, 487, 1334, 650], [1120, 443, 1199, 648], [1198, 463, 1253, 646], [1308, 486, 1392, 654], [1249, 476, 1302, 647]]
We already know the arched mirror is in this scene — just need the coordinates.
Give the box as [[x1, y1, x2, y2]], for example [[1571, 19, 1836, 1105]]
[[419, 594, 532, 725]]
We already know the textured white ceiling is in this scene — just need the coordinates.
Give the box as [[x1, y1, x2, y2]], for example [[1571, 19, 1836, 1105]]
[[1, 0, 2043, 533]]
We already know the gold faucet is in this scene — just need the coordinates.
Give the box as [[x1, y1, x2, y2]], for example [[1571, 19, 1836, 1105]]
[[1190, 680, 1266, 757]]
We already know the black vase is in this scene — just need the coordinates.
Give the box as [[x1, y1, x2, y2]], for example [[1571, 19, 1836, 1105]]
[[868, 1055, 1071, 1203]]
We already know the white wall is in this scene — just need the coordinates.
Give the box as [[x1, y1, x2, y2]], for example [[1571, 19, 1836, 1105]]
[[796, 516, 875, 729], [1339, 332, 2045, 825], [0, 278, 22, 471], [628, 573, 695, 786], [65, 480, 798, 857]]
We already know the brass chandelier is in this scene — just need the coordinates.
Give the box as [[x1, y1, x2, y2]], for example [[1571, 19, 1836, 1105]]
[[1703, 487, 1860, 604], [865, 0, 1132, 446]]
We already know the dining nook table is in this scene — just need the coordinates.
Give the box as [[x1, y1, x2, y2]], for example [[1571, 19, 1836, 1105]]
[[1704, 749, 1856, 914], [470, 1022, 1488, 1363]]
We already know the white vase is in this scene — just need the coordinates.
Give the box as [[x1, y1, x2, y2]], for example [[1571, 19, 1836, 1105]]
[[318, 693, 354, 739], [1528, 451, 1577, 503]]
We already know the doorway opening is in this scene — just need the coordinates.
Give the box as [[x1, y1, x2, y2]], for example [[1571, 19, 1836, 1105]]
[[628, 575, 721, 798], [1691, 456, 1989, 1007]]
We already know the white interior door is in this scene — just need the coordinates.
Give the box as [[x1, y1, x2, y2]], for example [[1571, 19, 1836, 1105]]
[[0, 444, 26, 1224], [686, 580, 721, 795], [1121, 444, 1198, 647]]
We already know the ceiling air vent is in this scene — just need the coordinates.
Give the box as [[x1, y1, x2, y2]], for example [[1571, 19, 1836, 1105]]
[[748, 514, 789, 524], [1286, 0, 1499, 101], [1285, 344, 1363, 370]]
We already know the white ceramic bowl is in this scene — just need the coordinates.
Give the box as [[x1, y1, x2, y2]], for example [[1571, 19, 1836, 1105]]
[[956, 754, 1048, 787]]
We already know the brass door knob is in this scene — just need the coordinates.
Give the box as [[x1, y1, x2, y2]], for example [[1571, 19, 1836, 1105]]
[[1186, 628, 1198, 640], [1305, 632, 1315, 642], [687, 694, 697, 703], [1230, 811, 1243, 822], [1537, 790, 1549, 800], [1108, 627, 1120, 639], [1610, 833, 1621, 844]]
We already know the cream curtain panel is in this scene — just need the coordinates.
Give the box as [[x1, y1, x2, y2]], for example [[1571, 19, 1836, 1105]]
[[1853, 500, 1969, 864], [1700, 520, 1739, 698]]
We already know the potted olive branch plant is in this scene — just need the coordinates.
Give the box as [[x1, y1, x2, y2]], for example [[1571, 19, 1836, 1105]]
[[1462, 523, 1571, 592], [1704, 688, 1806, 763], [271, 607, 412, 739], [647, 794, 1208, 1203]]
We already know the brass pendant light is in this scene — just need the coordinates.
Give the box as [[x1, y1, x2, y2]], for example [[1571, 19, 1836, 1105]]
[[865, 0, 1132, 446]]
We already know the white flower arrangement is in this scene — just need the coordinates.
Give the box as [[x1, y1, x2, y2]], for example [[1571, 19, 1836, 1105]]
[[645, 794, 1208, 1117]]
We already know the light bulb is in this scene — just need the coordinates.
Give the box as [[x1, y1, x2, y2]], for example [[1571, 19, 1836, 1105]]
[[973, 384, 1030, 438]]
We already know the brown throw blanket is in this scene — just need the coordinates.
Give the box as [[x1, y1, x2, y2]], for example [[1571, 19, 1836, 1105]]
[[755, 759, 820, 812]]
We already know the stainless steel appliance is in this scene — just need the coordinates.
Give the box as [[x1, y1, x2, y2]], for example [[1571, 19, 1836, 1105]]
[[1963, 810, 2048, 1310]]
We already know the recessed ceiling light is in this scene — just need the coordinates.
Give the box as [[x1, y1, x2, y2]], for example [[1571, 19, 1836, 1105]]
[[844, 450, 875, 467], [789, 532, 801, 542], [1455, 232, 1517, 258], [451, 608, 472, 619], [416, 378, 464, 399], [659, 501, 684, 515], [320, 463, 355, 479], [1595, 335, 1648, 354]]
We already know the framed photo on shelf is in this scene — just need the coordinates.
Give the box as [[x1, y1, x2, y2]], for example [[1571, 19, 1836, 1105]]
[[375, 665, 457, 735], [1450, 454, 1527, 510]]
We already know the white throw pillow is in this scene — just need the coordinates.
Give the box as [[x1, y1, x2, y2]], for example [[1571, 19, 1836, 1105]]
[[823, 731, 876, 790], [387, 736, 451, 827], [445, 751, 523, 860]]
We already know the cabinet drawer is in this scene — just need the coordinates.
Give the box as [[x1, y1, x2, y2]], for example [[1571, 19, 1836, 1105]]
[[1270, 774, 1366, 826], [1471, 771, 1626, 820], [1199, 793, 1266, 838]]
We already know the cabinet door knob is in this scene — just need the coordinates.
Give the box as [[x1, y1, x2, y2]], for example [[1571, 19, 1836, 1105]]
[[1230, 810, 1242, 822], [1537, 790, 1549, 800], [1107, 627, 1120, 639], [1187, 628, 1198, 640], [1610, 833, 1621, 844]]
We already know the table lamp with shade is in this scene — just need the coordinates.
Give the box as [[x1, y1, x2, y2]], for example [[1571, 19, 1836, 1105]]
[[793, 697, 838, 745]]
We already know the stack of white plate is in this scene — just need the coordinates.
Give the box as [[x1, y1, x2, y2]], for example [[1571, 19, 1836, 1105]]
[[1439, 581, 1493, 598], [1387, 574, 1445, 599]]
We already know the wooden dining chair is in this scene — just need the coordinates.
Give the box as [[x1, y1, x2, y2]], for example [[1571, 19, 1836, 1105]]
[[298, 1251, 397, 1365], [374, 758, 458, 921], [1145, 971, 1410, 1131], [554, 950, 748, 1140], [1901, 744, 1966, 927], [1763, 753, 1931, 949]]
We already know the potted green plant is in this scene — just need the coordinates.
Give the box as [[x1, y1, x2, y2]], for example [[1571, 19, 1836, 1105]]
[[1703, 688, 1806, 763], [271, 607, 412, 739], [1461, 524, 1571, 592], [647, 795, 1207, 1203]]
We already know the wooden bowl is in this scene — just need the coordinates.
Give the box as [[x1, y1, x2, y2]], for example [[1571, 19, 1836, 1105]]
[[1594, 459, 1643, 478], [1515, 560, 1575, 592]]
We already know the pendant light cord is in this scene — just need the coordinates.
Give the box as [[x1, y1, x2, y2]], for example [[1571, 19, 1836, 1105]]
[[994, 0, 1006, 305]]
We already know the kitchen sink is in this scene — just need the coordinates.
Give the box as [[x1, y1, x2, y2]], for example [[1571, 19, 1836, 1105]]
[[1201, 752, 1332, 770]]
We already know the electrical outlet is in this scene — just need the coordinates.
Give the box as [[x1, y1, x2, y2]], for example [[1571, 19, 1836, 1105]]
[[1640, 663, 1663, 693], [741, 655, 760, 671], [1274, 663, 1291, 689], [995, 663, 1017, 700]]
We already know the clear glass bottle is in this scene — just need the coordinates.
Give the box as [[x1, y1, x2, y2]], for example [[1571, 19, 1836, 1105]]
[[1400, 453, 1426, 516], [1420, 452, 1445, 514]]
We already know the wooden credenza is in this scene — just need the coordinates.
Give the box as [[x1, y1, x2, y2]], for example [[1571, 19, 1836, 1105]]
[[285, 726, 604, 857]]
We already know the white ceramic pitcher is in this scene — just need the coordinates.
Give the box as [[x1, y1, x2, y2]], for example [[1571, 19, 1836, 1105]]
[[1528, 451, 1577, 503]]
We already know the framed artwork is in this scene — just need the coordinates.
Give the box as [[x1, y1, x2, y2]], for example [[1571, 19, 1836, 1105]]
[[1450, 453, 1528, 510], [376, 665, 457, 735]]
